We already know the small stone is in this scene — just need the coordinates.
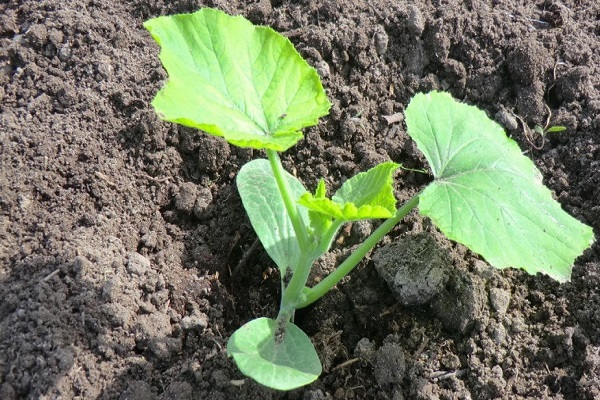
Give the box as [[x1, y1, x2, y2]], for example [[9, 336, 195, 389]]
[[127, 252, 150, 276], [350, 220, 373, 244], [554, 66, 591, 103], [158, 382, 192, 400], [95, 55, 114, 80], [175, 182, 198, 213], [180, 312, 208, 332], [373, 233, 450, 306], [374, 342, 406, 385], [303, 389, 327, 400], [58, 44, 71, 62], [101, 278, 120, 302], [374, 27, 389, 56], [354, 337, 377, 364], [314, 59, 330, 79], [406, 5, 425, 36], [47, 28, 63, 46], [25, 24, 48, 48], [489, 287, 511, 316], [431, 271, 486, 333], [140, 231, 158, 249], [106, 304, 132, 328], [492, 323, 507, 345], [73, 255, 91, 277], [119, 381, 157, 400], [211, 369, 231, 389], [193, 187, 213, 218], [0, 383, 17, 400], [472, 259, 496, 279], [495, 109, 519, 131], [149, 337, 182, 361]]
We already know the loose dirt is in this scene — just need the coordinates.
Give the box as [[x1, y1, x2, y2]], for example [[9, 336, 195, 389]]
[[1, 1, 599, 399]]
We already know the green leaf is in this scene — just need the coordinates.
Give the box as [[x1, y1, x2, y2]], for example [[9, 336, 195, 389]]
[[227, 317, 321, 390], [144, 8, 331, 151], [298, 162, 400, 221], [545, 125, 567, 133], [305, 179, 334, 239], [237, 159, 309, 274], [405, 91, 594, 282]]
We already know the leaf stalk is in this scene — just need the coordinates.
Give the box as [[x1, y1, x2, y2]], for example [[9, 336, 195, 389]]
[[295, 194, 420, 309]]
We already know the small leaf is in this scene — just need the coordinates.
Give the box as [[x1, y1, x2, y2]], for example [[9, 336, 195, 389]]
[[144, 8, 331, 151], [405, 91, 594, 282], [237, 159, 309, 275], [534, 125, 545, 136], [298, 162, 400, 221], [227, 317, 322, 390], [306, 179, 334, 238], [545, 125, 567, 133]]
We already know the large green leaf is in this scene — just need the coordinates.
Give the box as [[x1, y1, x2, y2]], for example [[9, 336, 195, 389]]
[[405, 91, 594, 282], [227, 317, 321, 390], [298, 162, 400, 221], [144, 8, 331, 151], [237, 159, 309, 274]]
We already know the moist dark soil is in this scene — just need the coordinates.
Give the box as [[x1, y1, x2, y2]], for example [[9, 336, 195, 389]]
[[1, 1, 599, 399]]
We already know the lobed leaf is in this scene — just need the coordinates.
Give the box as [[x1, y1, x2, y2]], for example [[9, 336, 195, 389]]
[[405, 91, 594, 282], [144, 8, 331, 151], [298, 162, 400, 221]]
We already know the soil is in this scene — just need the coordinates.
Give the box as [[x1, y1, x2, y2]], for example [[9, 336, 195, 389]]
[[1, 0, 599, 399]]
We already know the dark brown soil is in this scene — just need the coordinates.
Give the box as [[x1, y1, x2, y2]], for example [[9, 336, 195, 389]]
[[1, 1, 599, 399]]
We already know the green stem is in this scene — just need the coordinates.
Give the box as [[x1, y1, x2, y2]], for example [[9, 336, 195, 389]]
[[266, 150, 317, 312], [280, 251, 315, 313], [266, 150, 311, 251], [316, 220, 344, 256], [295, 194, 420, 309]]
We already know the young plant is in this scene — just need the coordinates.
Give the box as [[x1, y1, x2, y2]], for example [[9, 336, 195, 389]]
[[144, 8, 595, 391]]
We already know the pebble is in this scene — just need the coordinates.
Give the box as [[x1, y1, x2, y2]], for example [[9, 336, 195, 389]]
[[374, 342, 406, 385], [492, 323, 508, 345], [494, 109, 519, 131], [180, 312, 208, 332], [119, 381, 157, 400], [407, 5, 425, 36], [149, 337, 182, 361], [373, 233, 450, 306], [354, 337, 377, 364], [489, 287, 511, 316], [431, 272, 486, 333], [72, 255, 91, 277], [374, 27, 389, 56], [158, 382, 192, 400], [127, 252, 150, 276], [101, 278, 120, 302], [314, 60, 330, 79], [175, 182, 198, 213], [193, 187, 213, 218]]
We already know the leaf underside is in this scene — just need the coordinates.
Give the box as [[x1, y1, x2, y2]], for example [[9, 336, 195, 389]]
[[144, 8, 331, 151], [406, 91, 594, 282], [227, 317, 322, 391], [237, 159, 309, 275]]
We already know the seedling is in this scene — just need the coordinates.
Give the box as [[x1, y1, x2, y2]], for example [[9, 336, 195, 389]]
[[144, 9, 594, 391], [517, 104, 567, 150]]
